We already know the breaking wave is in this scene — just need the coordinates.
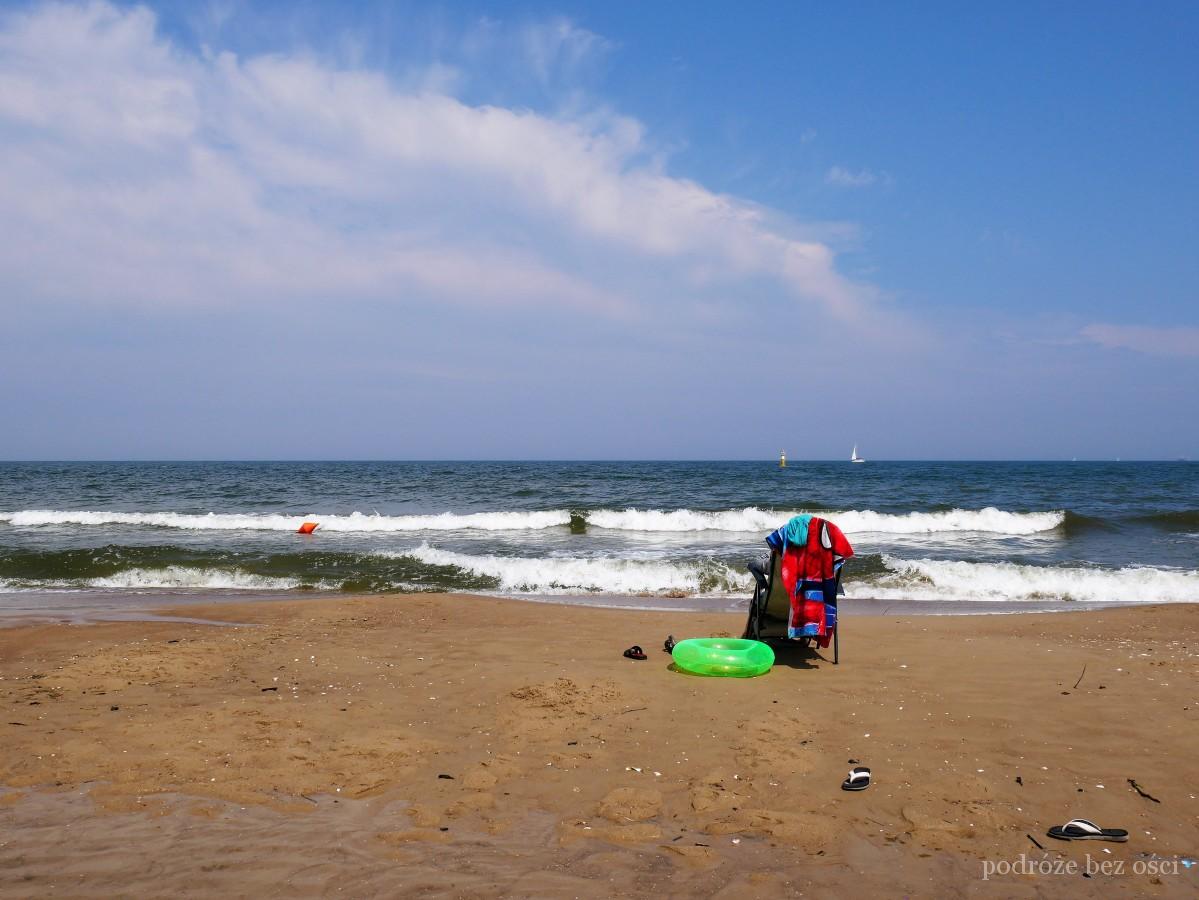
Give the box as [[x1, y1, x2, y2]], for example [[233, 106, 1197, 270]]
[[860, 557, 1199, 603], [2, 543, 1197, 604], [0, 568, 328, 592], [0, 506, 1065, 536], [588, 506, 1065, 536], [0, 509, 571, 532], [399, 544, 747, 595], [82, 567, 325, 591]]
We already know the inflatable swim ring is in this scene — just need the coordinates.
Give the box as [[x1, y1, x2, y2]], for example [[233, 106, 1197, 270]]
[[671, 638, 774, 678]]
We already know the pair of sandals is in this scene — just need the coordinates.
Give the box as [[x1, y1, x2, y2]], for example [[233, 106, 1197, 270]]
[[837, 777, 1127, 845], [836, 769, 1125, 843], [623, 635, 676, 661], [834, 772, 1128, 844], [618, 643, 1128, 844]]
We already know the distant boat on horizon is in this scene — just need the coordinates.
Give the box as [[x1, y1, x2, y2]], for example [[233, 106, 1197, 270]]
[[779, 451, 787, 468], [851, 445, 865, 463]]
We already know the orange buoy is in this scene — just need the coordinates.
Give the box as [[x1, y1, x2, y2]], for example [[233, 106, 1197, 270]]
[[297, 521, 318, 534]]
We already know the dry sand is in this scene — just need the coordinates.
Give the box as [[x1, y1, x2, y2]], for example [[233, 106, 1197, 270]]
[[1, 594, 1197, 898]]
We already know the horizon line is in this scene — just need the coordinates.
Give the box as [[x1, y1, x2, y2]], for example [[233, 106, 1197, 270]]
[[0, 458, 1191, 464]]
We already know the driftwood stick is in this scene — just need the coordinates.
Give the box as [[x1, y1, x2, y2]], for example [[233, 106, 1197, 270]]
[[591, 706, 648, 721], [1072, 663, 1087, 690], [1128, 779, 1161, 803]]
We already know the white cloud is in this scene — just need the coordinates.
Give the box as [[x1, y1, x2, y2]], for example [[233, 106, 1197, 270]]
[[0, 1, 876, 323], [826, 165, 886, 188], [1081, 323, 1199, 358]]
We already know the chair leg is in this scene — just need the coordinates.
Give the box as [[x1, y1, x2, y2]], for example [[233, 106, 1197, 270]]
[[833, 625, 839, 665], [745, 589, 760, 640]]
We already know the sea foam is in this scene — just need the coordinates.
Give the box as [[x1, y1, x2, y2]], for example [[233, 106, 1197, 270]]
[[401, 544, 745, 595], [0, 509, 571, 532], [1, 506, 1063, 536], [865, 557, 1199, 603], [588, 506, 1064, 535], [83, 567, 321, 591]]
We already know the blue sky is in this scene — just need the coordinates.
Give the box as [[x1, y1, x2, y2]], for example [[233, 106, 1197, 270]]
[[0, 0, 1196, 459]]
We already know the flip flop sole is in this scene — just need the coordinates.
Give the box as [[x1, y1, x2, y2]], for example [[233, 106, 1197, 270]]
[[1047, 828, 1128, 842]]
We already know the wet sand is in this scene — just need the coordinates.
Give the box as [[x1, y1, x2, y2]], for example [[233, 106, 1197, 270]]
[[0, 587, 1146, 627], [1, 593, 1197, 897]]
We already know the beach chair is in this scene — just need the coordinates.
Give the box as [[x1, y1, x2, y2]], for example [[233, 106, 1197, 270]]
[[742, 551, 847, 664]]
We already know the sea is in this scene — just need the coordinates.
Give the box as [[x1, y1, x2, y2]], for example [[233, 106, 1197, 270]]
[[1, 460, 1197, 621]]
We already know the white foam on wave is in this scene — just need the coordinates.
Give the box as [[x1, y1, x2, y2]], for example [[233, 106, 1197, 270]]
[[588, 506, 1064, 536], [588, 507, 782, 533], [401, 544, 747, 595], [836, 508, 1063, 535], [1, 506, 1063, 536], [861, 557, 1199, 603], [0, 509, 571, 532], [82, 567, 323, 591]]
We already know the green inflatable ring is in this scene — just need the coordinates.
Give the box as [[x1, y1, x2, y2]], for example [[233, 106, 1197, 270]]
[[671, 638, 774, 678]]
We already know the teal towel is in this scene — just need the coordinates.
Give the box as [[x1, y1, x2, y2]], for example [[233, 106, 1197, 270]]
[[782, 514, 813, 547]]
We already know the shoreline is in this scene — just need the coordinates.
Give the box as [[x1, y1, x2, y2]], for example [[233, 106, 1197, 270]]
[[1, 591, 1197, 896], [0, 586, 1171, 628]]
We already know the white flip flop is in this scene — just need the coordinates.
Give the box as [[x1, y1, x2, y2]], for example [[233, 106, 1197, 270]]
[[1047, 818, 1129, 842], [842, 766, 871, 791]]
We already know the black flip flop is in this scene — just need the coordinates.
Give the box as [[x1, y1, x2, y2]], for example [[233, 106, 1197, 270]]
[[1047, 819, 1129, 842], [623, 645, 647, 660], [842, 767, 871, 791]]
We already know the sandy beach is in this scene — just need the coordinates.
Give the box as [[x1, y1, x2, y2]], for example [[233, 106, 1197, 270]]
[[1, 594, 1197, 898]]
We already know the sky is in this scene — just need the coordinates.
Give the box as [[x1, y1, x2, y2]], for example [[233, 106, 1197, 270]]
[[0, 0, 1196, 460]]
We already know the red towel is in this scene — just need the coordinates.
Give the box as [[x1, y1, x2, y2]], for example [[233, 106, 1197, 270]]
[[779, 517, 853, 598]]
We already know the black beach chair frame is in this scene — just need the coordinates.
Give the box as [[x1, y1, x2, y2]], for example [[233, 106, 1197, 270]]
[[743, 551, 845, 664]]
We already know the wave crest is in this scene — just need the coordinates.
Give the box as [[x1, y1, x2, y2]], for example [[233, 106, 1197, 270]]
[[87, 567, 323, 591], [400, 544, 746, 595], [0, 509, 571, 532], [861, 557, 1199, 603], [1, 506, 1066, 536], [589, 506, 1064, 535]]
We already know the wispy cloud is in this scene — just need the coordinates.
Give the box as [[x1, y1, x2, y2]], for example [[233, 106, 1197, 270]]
[[0, 1, 878, 324], [520, 16, 614, 85], [1081, 323, 1199, 357], [457, 13, 612, 94], [825, 165, 887, 188]]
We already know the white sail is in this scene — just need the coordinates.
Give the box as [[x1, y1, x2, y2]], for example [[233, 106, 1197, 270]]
[[851, 444, 865, 463]]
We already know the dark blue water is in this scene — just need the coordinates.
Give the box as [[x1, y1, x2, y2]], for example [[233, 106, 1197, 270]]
[[1, 461, 1196, 611]]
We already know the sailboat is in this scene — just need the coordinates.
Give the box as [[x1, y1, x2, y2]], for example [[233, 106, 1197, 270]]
[[850, 445, 865, 463]]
